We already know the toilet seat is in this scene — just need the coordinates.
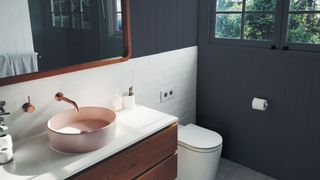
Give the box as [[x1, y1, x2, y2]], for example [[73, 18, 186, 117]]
[[178, 141, 222, 153], [178, 124, 223, 153]]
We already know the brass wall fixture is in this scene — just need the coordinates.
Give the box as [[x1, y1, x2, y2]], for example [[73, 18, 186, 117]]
[[22, 96, 35, 113], [55, 92, 79, 112]]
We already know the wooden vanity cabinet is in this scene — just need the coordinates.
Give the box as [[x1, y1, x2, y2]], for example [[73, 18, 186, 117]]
[[71, 123, 177, 180]]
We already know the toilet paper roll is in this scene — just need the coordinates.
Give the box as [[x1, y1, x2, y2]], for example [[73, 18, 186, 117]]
[[0, 134, 12, 148], [252, 98, 268, 111], [0, 146, 13, 164]]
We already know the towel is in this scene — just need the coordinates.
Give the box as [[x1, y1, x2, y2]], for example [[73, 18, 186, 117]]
[[0, 54, 14, 78], [9, 52, 39, 76]]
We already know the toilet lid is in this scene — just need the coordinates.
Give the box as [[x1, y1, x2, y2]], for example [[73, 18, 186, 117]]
[[178, 124, 223, 149]]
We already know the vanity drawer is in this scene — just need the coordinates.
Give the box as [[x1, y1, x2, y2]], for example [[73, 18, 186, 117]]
[[72, 123, 177, 180], [136, 154, 177, 180]]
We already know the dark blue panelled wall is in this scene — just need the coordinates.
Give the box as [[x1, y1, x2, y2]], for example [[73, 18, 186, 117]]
[[130, 0, 198, 57], [197, 0, 320, 180]]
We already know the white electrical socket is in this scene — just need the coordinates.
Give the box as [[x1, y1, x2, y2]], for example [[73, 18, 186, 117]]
[[160, 88, 175, 103]]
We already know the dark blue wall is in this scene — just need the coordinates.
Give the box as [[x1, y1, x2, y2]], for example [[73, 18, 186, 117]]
[[130, 0, 198, 58], [197, 0, 320, 179]]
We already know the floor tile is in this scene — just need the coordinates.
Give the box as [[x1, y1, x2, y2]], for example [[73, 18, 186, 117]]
[[216, 158, 239, 180], [216, 158, 277, 180]]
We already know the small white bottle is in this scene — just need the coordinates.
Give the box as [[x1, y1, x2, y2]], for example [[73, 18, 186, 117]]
[[111, 90, 123, 112]]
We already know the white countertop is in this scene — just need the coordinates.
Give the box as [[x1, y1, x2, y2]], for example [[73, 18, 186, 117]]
[[0, 106, 178, 180]]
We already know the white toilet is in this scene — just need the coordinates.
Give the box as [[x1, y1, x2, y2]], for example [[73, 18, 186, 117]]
[[177, 124, 223, 180]]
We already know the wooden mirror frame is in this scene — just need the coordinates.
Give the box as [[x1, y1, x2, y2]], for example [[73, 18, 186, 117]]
[[0, 0, 132, 87]]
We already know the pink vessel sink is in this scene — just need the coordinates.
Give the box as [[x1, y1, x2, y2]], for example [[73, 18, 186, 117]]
[[47, 107, 116, 153]]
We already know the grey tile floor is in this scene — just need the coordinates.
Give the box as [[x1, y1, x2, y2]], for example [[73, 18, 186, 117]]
[[216, 158, 277, 180]]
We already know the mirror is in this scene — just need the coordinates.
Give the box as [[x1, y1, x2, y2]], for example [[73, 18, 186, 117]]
[[0, 0, 131, 86]]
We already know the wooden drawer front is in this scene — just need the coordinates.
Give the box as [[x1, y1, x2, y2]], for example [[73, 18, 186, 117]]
[[136, 154, 177, 180], [73, 123, 177, 180]]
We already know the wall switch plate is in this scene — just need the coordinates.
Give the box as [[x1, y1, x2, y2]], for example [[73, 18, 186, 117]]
[[160, 88, 175, 103]]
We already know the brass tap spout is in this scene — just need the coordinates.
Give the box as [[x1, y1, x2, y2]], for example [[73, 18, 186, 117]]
[[55, 92, 79, 112]]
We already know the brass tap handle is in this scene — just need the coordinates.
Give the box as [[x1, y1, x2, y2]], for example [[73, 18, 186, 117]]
[[55, 92, 64, 101], [22, 96, 35, 113]]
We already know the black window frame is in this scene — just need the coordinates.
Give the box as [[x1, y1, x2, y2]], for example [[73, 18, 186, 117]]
[[114, 0, 123, 35], [50, 0, 91, 30], [280, 0, 320, 52], [210, 0, 320, 52]]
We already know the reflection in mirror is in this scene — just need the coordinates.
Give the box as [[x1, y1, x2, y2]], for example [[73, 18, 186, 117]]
[[0, 0, 126, 79]]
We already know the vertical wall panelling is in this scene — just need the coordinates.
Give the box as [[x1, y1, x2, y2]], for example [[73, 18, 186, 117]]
[[130, 0, 198, 57], [197, 0, 320, 179], [311, 66, 320, 178]]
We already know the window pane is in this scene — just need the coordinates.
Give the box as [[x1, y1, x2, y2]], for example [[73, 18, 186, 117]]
[[61, 0, 70, 27], [216, 0, 243, 11], [287, 13, 320, 44], [82, 0, 91, 29], [117, 13, 122, 31], [117, 0, 122, 12], [244, 13, 275, 41], [72, 0, 80, 28], [53, 0, 62, 27], [215, 14, 241, 39], [290, 0, 320, 11], [52, 0, 70, 27], [246, 0, 276, 11]]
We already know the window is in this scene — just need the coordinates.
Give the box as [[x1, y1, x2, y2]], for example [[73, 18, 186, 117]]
[[50, 0, 91, 29], [104, 0, 123, 37], [215, 0, 276, 41], [212, 0, 320, 51], [115, 0, 122, 32], [286, 0, 320, 44]]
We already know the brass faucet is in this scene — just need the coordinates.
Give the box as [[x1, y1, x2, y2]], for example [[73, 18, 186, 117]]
[[55, 92, 79, 112]]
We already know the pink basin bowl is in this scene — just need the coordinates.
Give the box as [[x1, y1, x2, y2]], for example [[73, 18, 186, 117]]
[[47, 107, 116, 153]]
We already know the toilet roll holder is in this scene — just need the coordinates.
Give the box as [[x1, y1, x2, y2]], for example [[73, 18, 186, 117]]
[[252, 97, 269, 111]]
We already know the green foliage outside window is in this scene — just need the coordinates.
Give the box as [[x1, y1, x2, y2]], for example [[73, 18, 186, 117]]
[[216, 0, 243, 11], [246, 0, 276, 11], [287, 0, 320, 44], [244, 13, 274, 41], [216, 14, 241, 39], [215, 0, 320, 44]]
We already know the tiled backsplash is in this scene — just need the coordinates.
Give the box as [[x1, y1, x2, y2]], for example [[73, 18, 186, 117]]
[[0, 47, 197, 142]]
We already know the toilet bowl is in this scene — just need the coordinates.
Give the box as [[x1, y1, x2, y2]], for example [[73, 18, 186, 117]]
[[177, 124, 223, 180]]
